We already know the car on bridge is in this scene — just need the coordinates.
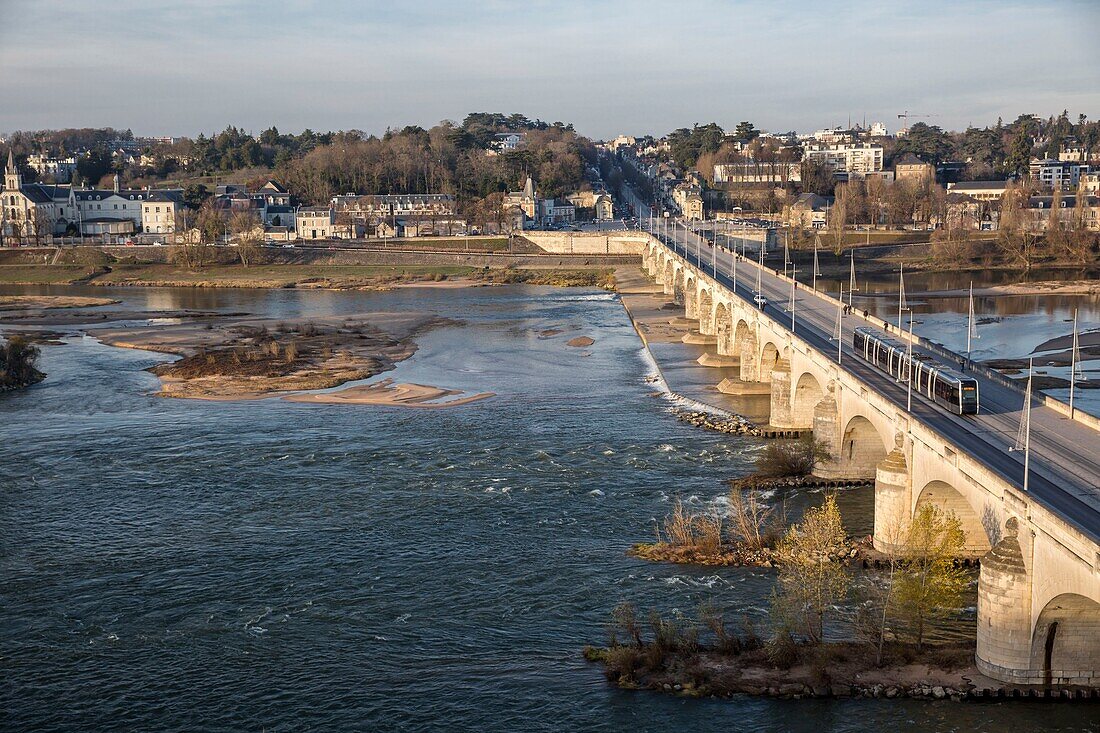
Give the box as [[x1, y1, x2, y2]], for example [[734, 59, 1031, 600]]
[[753, 294, 767, 309]]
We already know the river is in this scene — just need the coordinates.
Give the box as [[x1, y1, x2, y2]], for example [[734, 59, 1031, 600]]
[[0, 284, 1094, 731]]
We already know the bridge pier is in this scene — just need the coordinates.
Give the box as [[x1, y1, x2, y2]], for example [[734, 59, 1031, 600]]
[[739, 331, 760, 382], [872, 439, 911, 553], [768, 359, 795, 428], [811, 384, 841, 473], [977, 519, 1036, 683]]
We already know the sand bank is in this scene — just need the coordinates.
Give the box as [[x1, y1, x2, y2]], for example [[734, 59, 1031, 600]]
[[284, 377, 494, 408], [91, 311, 453, 400], [0, 295, 119, 311]]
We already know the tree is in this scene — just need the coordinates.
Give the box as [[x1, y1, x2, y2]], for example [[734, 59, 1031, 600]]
[[171, 207, 210, 269], [230, 210, 261, 267], [864, 175, 887, 229], [891, 504, 969, 650], [0, 335, 44, 389], [1063, 184, 1097, 264], [183, 183, 209, 210], [1005, 128, 1034, 177], [733, 121, 760, 143], [77, 146, 113, 186], [830, 185, 851, 254], [799, 158, 834, 196], [196, 200, 226, 244], [29, 207, 53, 246], [893, 123, 954, 165], [997, 185, 1041, 270], [771, 495, 849, 644]]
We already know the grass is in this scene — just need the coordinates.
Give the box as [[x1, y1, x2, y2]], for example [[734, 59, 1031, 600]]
[[93, 263, 478, 287], [0, 265, 101, 284], [0, 263, 615, 289]]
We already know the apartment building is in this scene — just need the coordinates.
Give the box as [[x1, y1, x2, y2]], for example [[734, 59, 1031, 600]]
[[803, 142, 884, 178]]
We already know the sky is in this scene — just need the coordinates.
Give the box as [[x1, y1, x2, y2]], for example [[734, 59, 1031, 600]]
[[1, 0, 1098, 140]]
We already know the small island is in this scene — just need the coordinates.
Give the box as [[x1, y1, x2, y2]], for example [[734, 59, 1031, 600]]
[[91, 311, 458, 401], [0, 335, 45, 391]]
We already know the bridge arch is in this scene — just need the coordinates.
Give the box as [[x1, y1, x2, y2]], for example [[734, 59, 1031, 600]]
[[684, 273, 697, 317], [662, 259, 675, 294], [714, 302, 734, 355], [791, 371, 824, 428], [837, 414, 889, 478], [914, 480, 991, 556], [697, 287, 714, 334], [673, 267, 686, 306], [1029, 593, 1100, 686], [759, 341, 781, 383], [733, 319, 751, 354]]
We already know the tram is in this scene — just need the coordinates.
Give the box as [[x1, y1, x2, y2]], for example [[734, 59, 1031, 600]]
[[853, 327, 979, 415]]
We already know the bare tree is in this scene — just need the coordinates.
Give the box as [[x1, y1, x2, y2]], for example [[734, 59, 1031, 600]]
[[829, 185, 849, 254], [230, 210, 261, 267], [30, 207, 54, 246], [997, 185, 1041, 271]]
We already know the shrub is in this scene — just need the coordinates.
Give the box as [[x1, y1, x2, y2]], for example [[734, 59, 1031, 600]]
[[699, 601, 741, 656], [728, 487, 784, 549], [610, 602, 644, 647], [603, 646, 644, 684], [661, 499, 696, 547], [0, 336, 43, 388], [765, 630, 800, 669], [755, 434, 829, 477]]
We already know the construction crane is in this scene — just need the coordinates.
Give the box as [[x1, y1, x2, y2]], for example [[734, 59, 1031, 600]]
[[897, 110, 935, 125]]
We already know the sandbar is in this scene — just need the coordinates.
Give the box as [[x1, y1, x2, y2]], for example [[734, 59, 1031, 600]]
[[284, 378, 494, 407]]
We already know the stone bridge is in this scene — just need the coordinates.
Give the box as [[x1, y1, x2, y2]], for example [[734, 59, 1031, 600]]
[[642, 237, 1100, 687]]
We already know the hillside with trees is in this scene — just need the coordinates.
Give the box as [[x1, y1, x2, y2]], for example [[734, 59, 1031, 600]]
[[1, 113, 596, 221]]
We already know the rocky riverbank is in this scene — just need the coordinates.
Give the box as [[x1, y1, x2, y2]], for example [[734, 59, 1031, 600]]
[[628, 535, 867, 568], [583, 639, 1097, 701]]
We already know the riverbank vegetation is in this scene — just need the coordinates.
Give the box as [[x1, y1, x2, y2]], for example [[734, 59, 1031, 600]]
[[0, 336, 45, 390], [597, 500, 978, 699], [630, 436, 838, 566], [0, 262, 616, 290]]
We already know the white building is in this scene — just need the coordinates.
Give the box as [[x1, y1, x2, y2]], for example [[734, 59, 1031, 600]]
[[714, 162, 801, 185], [492, 133, 526, 152], [672, 183, 704, 220], [1059, 144, 1088, 163], [868, 122, 889, 137], [296, 207, 334, 240], [1030, 159, 1091, 189], [27, 153, 78, 183], [540, 198, 576, 226], [141, 191, 184, 234], [72, 175, 150, 233], [2, 150, 71, 239], [946, 181, 1010, 201], [803, 142, 884, 177]]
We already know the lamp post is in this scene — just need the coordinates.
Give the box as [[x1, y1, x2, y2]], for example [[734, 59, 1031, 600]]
[[907, 313, 915, 412]]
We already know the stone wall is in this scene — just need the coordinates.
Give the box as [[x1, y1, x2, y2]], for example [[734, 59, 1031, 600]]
[[521, 231, 649, 255]]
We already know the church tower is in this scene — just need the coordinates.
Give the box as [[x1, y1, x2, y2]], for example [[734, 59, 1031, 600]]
[[4, 149, 22, 192]]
